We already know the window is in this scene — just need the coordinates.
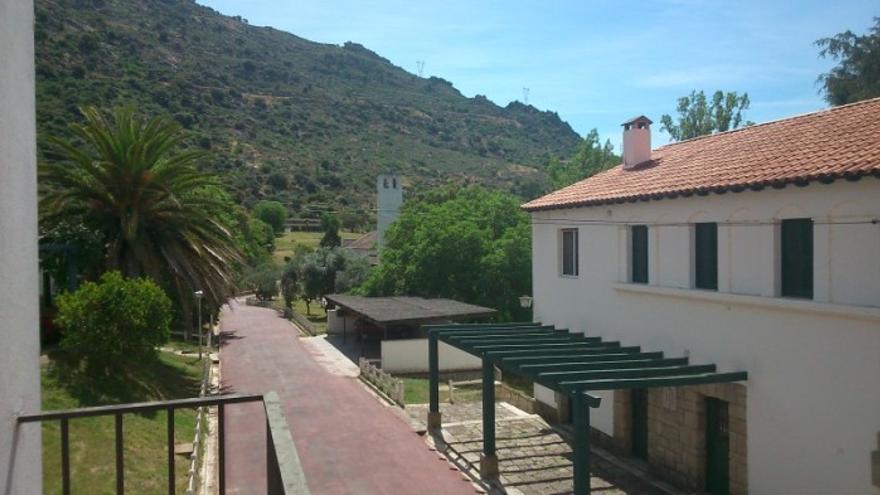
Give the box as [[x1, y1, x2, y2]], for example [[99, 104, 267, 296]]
[[631, 225, 648, 284], [780, 218, 813, 298], [561, 229, 578, 276], [694, 222, 718, 290]]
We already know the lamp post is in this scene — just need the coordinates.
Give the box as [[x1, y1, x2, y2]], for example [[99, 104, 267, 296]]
[[194, 290, 204, 360], [519, 295, 533, 323]]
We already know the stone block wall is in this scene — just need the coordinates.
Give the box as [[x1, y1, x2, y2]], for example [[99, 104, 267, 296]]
[[613, 384, 747, 494]]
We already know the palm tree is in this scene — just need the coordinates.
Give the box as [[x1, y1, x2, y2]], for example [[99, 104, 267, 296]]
[[40, 106, 242, 338]]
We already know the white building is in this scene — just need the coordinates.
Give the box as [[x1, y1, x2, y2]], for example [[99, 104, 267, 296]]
[[0, 0, 42, 491], [524, 101, 880, 494], [376, 174, 403, 252]]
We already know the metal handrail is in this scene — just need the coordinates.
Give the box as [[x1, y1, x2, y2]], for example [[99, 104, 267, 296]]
[[17, 392, 308, 495]]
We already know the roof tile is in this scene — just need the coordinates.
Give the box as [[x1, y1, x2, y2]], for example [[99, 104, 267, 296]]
[[523, 97, 880, 211]]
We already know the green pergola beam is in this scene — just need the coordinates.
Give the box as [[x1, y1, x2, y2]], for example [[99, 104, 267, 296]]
[[515, 357, 690, 373], [472, 341, 615, 352], [450, 332, 601, 343], [425, 322, 540, 331], [427, 324, 549, 335], [499, 351, 665, 365], [537, 364, 717, 384], [484, 345, 640, 359], [448, 336, 579, 346], [560, 371, 749, 392]]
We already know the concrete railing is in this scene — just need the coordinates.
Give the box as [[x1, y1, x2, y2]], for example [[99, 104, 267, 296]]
[[359, 358, 405, 407]]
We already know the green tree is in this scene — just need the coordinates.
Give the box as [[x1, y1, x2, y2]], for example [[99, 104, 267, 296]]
[[55, 271, 172, 375], [243, 262, 279, 302], [40, 107, 242, 338], [816, 18, 880, 105], [280, 261, 300, 310], [359, 186, 531, 321], [253, 200, 287, 235], [660, 90, 752, 141], [320, 213, 342, 248], [296, 248, 346, 314], [546, 129, 619, 189], [335, 251, 372, 293]]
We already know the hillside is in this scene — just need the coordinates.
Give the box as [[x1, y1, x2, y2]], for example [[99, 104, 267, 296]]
[[33, 0, 582, 222]]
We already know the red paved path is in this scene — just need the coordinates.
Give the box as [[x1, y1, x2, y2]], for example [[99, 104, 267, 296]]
[[219, 300, 474, 495]]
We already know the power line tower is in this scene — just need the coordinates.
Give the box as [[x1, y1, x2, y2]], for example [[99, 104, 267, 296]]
[[416, 60, 425, 77], [522, 87, 530, 105]]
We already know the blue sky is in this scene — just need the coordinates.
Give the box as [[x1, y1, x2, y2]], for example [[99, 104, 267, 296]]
[[198, 0, 876, 149]]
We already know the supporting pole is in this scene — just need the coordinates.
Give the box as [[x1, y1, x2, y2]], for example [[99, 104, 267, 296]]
[[480, 356, 499, 479], [572, 392, 591, 495], [427, 333, 441, 429], [198, 296, 203, 360]]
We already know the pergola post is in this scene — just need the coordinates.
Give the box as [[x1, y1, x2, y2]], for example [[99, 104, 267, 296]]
[[427, 333, 441, 429], [480, 356, 499, 478], [572, 392, 591, 494]]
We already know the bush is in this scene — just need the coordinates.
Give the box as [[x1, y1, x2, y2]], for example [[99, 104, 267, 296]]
[[55, 271, 172, 375]]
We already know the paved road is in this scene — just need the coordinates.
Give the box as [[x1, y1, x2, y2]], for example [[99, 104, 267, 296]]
[[219, 300, 475, 495]]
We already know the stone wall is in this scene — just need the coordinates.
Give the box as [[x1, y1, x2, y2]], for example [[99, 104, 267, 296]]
[[613, 384, 747, 494]]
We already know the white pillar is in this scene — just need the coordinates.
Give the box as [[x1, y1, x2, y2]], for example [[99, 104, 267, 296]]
[[0, 0, 42, 492]]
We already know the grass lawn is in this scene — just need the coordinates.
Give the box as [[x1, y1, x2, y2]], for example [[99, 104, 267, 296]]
[[402, 378, 482, 405], [41, 350, 203, 495], [272, 297, 327, 334], [273, 230, 362, 262]]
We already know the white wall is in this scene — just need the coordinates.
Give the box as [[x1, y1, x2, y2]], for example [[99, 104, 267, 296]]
[[326, 309, 357, 336], [380, 338, 482, 373], [531, 179, 880, 494], [0, 0, 42, 492]]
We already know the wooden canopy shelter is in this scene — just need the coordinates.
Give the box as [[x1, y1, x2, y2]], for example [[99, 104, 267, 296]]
[[324, 295, 496, 329], [426, 322, 748, 494]]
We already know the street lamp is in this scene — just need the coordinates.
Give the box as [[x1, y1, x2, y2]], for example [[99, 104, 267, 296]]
[[194, 290, 204, 360], [518, 295, 533, 309]]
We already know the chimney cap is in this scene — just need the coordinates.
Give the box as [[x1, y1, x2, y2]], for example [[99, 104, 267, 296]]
[[622, 115, 653, 126]]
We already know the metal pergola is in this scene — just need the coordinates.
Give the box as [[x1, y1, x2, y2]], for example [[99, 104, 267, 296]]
[[426, 323, 748, 494]]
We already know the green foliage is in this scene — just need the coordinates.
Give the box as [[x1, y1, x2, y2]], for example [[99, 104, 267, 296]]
[[55, 271, 172, 375], [284, 247, 348, 314], [816, 17, 880, 106], [546, 129, 619, 189], [33, 0, 582, 214], [660, 90, 753, 141], [243, 262, 280, 302], [359, 186, 531, 321], [320, 213, 342, 248], [39, 107, 243, 326], [253, 200, 287, 235], [280, 262, 300, 309], [335, 252, 372, 293]]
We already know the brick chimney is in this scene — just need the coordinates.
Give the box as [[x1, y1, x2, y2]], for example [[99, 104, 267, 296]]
[[622, 116, 652, 169]]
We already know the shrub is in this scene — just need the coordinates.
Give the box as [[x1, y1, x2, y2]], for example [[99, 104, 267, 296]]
[[55, 271, 172, 375]]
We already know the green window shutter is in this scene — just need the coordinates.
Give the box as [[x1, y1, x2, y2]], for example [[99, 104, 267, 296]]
[[695, 223, 718, 290], [631, 225, 648, 284], [781, 218, 813, 299], [561, 229, 578, 276]]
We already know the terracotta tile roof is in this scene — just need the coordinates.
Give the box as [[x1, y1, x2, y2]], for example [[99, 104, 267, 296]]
[[523, 97, 880, 211]]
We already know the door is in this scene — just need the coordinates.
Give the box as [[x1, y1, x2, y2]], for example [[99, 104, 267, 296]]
[[631, 389, 648, 459], [706, 397, 730, 494]]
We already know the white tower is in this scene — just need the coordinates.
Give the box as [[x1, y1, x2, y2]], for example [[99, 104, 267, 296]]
[[376, 174, 403, 251]]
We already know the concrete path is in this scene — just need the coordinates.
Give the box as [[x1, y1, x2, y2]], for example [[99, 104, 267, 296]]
[[219, 300, 476, 495]]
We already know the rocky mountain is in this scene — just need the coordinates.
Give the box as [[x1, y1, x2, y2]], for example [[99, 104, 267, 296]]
[[34, 0, 582, 222]]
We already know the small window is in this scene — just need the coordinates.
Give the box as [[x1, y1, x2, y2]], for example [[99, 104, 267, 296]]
[[694, 222, 718, 290], [781, 218, 813, 298], [392, 177, 398, 188], [383, 178, 389, 188], [631, 225, 648, 284], [561, 229, 578, 277]]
